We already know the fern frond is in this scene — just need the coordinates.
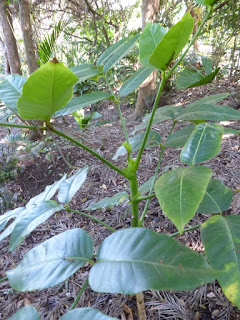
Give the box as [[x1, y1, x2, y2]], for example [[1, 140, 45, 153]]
[[2, 133, 29, 145]]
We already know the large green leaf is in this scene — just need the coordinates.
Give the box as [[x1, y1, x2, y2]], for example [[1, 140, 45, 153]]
[[9, 201, 62, 251], [180, 123, 223, 165], [89, 228, 216, 294], [86, 191, 128, 211], [113, 130, 161, 160], [165, 124, 195, 147], [9, 306, 40, 320], [154, 166, 212, 232], [197, 179, 233, 214], [58, 308, 118, 320], [7, 228, 93, 291], [0, 207, 25, 232], [201, 215, 240, 308], [18, 61, 78, 121], [139, 22, 166, 67], [0, 74, 26, 112], [71, 64, 102, 82], [58, 167, 88, 204], [176, 104, 240, 121], [97, 35, 140, 73], [149, 13, 194, 71], [187, 93, 229, 107], [53, 92, 112, 117], [195, 0, 217, 5], [201, 56, 212, 75], [119, 66, 154, 97]]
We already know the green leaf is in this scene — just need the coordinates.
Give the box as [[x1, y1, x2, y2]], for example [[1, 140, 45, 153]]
[[201, 215, 240, 308], [138, 166, 170, 195], [188, 93, 229, 107], [9, 306, 40, 320], [71, 64, 102, 82], [9, 201, 62, 251], [119, 66, 154, 97], [195, 0, 217, 5], [180, 123, 223, 165], [102, 34, 140, 72], [0, 207, 25, 232], [223, 127, 240, 135], [58, 308, 118, 320], [53, 92, 112, 117], [197, 179, 233, 214], [176, 104, 240, 121], [149, 13, 194, 70], [7, 228, 93, 291], [18, 61, 78, 121], [201, 56, 212, 75], [89, 228, 216, 294], [154, 166, 212, 232], [113, 130, 161, 160], [176, 68, 203, 90], [0, 74, 26, 112], [86, 191, 128, 211], [165, 124, 195, 147], [26, 174, 66, 208], [97, 37, 129, 66], [58, 167, 88, 204], [139, 22, 166, 67]]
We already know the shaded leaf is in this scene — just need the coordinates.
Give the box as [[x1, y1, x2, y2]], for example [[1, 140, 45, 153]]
[[176, 68, 203, 90], [86, 191, 128, 211], [89, 228, 216, 294], [71, 64, 102, 82], [7, 229, 93, 291], [97, 37, 129, 66], [165, 124, 195, 147], [58, 167, 88, 204], [58, 308, 118, 320], [9, 306, 40, 320], [154, 166, 212, 232], [197, 179, 233, 214], [0, 207, 25, 232], [201, 215, 240, 308]]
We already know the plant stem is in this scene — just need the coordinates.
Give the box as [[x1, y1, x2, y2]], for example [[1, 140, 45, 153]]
[[135, 71, 166, 169], [0, 276, 7, 283], [0, 122, 45, 130], [170, 224, 201, 237], [129, 172, 139, 227], [137, 194, 156, 201], [49, 126, 128, 178], [70, 278, 89, 310], [136, 292, 147, 320], [66, 208, 116, 232]]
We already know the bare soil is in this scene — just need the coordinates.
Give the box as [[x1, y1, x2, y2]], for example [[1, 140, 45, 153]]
[[0, 81, 240, 320]]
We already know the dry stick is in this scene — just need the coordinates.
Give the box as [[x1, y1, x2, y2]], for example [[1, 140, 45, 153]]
[[136, 292, 147, 320]]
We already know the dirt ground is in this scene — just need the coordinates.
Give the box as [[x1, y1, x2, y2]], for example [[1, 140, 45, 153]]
[[0, 81, 240, 320]]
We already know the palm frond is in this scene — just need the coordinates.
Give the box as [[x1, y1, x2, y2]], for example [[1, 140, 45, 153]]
[[0, 102, 13, 122], [1, 133, 29, 145]]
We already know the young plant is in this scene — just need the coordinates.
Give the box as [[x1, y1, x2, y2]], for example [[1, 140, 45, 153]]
[[0, 1, 240, 319]]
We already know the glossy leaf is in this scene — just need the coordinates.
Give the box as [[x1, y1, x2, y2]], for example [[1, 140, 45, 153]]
[[180, 123, 223, 165], [0, 207, 25, 232], [58, 308, 118, 320], [149, 13, 194, 70], [58, 167, 88, 204], [7, 228, 93, 291], [113, 130, 161, 160], [9, 306, 40, 320], [86, 191, 128, 211], [165, 124, 195, 147], [71, 64, 102, 82], [154, 166, 212, 232], [26, 174, 66, 208], [0, 74, 26, 112], [201, 215, 240, 308], [18, 61, 78, 121], [119, 66, 154, 97], [0, 208, 27, 242], [53, 92, 112, 117], [197, 179, 233, 214], [176, 104, 240, 121], [89, 228, 216, 294], [139, 22, 166, 67], [9, 201, 62, 251]]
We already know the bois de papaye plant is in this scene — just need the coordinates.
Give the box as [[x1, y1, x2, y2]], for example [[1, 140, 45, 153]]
[[1, 0, 240, 319]]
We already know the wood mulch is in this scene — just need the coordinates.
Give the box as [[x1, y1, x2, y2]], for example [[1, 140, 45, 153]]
[[0, 81, 239, 320]]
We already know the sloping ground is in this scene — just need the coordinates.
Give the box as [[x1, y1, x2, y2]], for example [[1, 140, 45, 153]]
[[0, 81, 239, 320]]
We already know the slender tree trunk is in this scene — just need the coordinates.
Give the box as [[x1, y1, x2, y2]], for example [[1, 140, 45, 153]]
[[0, 36, 10, 74], [0, 2, 22, 74], [134, 0, 159, 119], [18, 0, 39, 74]]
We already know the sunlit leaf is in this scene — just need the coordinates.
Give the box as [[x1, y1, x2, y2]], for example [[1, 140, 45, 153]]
[[71, 64, 102, 82]]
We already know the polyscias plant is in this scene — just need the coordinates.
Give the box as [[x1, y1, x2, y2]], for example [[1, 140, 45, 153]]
[[0, 1, 240, 319]]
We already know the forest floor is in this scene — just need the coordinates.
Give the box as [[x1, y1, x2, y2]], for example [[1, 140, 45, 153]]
[[0, 80, 240, 320]]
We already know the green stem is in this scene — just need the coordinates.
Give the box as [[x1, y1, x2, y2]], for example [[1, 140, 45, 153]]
[[137, 194, 155, 201], [0, 276, 7, 283], [70, 278, 89, 310], [130, 173, 139, 227], [135, 71, 166, 169], [66, 208, 116, 232], [0, 122, 45, 130], [104, 75, 130, 145], [170, 224, 201, 237], [49, 126, 128, 178]]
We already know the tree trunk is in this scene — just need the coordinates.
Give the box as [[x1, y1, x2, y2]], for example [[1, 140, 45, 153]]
[[0, 2, 22, 74], [18, 0, 39, 74], [0, 36, 10, 74], [134, 0, 159, 119]]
